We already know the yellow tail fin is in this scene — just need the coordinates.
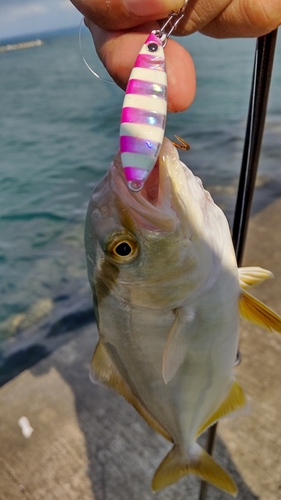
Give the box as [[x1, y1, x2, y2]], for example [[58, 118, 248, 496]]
[[152, 443, 237, 496], [239, 290, 281, 333]]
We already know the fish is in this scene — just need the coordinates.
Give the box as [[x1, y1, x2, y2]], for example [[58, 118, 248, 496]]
[[120, 32, 167, 192], [84, 137, 281, 496]]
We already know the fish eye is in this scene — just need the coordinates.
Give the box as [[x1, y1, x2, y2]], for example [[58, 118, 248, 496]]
[[106, 232, 139, 263], [115, 242, 132, 256]]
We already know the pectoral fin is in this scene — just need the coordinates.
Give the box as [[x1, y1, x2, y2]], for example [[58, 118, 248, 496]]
[[91, 341, 172, 442], [238, 266, 273, 289], [239, 290, 281, 333], [162, 307, 196, 384], [152, 443, 237, 496], [196, 380, 247, 437]]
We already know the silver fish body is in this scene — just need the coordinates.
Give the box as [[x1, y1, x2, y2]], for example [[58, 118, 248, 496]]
[[85, 138, 281, 495]]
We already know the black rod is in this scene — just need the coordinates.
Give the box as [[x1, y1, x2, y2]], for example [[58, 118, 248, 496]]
[[232, 29, 278, 264], [198, 28, 278, 500], [198, 423, 217, 500]]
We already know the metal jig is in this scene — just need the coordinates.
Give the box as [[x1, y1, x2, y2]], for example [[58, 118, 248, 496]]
[[120, 0, 189, 192]]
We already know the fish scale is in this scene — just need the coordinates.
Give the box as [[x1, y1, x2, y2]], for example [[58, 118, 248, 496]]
[[120, 32, 167, 192]]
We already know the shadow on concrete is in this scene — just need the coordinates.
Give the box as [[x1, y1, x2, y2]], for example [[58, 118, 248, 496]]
[[31, 324, 259, 500]]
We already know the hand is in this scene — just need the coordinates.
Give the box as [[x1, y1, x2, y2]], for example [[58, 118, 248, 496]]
[[71, 0, 281, 112]]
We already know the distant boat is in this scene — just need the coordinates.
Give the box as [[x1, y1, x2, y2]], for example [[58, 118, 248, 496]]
[[0, 39, 43, 53]]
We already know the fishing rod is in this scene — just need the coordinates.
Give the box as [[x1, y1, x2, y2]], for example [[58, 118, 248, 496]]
[[198, 28, 278, 500]]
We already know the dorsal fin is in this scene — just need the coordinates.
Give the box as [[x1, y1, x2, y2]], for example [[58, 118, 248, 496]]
[[238, 266, 273, 289], [91, 341, 172, 442], [239, 290, 281, 333]]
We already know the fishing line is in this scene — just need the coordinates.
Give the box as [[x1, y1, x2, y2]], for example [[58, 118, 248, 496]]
[[78, 18, 115, 84]]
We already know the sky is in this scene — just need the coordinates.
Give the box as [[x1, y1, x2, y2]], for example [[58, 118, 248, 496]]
[[0, 0, 82, 42]]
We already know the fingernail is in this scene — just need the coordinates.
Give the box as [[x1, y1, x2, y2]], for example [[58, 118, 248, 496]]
[[124, 0, 179, 17]]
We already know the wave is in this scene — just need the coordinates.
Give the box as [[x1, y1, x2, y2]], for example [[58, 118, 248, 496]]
[[1, 212, 67, 222]]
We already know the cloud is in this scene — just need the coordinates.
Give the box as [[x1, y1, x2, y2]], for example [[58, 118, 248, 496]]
[[1, 0, 76, 19], [0, 0, 81, 41], [58, 0, 77, 10], [1, 3, 47, 20]]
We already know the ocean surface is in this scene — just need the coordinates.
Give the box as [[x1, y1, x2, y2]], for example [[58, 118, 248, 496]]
[[1, 30, 281, 385]]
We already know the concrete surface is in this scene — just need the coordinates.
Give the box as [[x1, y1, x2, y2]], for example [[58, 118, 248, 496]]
[[1, 198, 281, 500]]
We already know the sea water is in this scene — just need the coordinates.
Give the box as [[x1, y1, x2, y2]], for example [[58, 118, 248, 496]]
[[1, 31, 281, 384]]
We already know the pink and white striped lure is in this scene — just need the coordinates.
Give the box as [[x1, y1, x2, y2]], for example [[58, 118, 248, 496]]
[[119, 1, 188, 192], [120, 32, 167, 192]]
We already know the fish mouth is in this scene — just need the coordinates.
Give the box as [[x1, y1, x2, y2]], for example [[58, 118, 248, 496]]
[[138, 138, 187, 231], [140, 138, 179, 207], [119, 138, 184, 232], [139, 157, 160, 206], [113, 138, 182, 232]]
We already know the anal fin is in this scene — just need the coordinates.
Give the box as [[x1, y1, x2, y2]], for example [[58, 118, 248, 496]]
[[196, 380, 247, 437], [152, 443, 237, 496], [239, 290, 281, 333], [91, 341, 172, 442]]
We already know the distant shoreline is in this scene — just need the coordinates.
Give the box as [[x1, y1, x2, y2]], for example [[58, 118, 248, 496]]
[[0, 26, 79, 47], [0, 39, 43, 53]]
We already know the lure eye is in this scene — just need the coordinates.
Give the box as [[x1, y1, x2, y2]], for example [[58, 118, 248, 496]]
[[147, 42, 158, 52], [106, 232, 139, 263]]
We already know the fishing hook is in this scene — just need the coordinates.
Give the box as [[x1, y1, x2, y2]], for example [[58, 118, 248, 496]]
[[172, 135, 191, 151], [153, 0, 188, 46]]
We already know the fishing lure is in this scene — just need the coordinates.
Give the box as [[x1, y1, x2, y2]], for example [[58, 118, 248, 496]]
[[120, 2, 188, 192]]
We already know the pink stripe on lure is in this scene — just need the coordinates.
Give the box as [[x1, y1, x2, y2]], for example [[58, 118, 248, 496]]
[[120, 32, 167, 192], [121, 108, 166, 128], [126, 79, 167, 99], [120, 136, 159, 155], [134, 53, 166, 71]]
